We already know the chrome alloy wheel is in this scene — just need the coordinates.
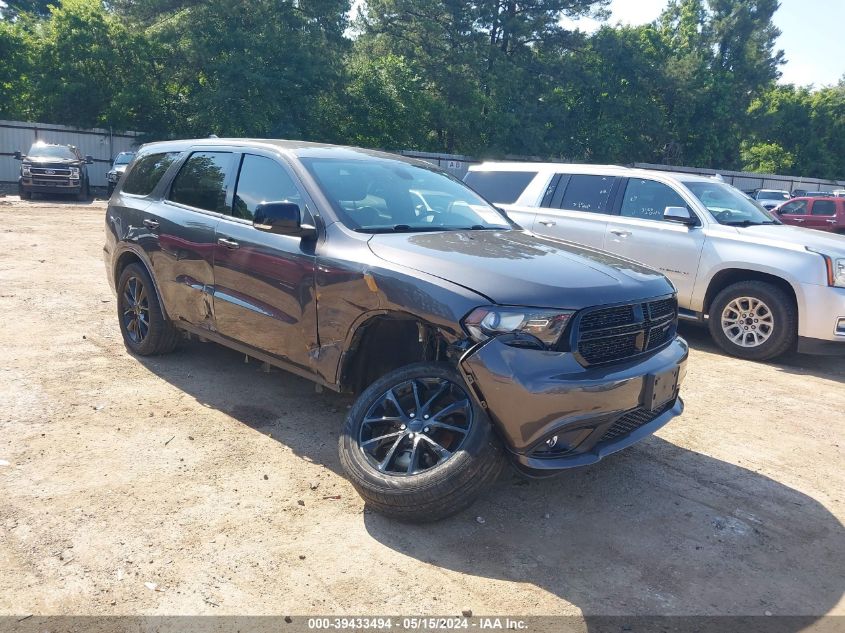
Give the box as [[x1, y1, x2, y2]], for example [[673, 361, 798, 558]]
[[121, 276, 150, 343], [721, 296, 774, 348], [358, 377, 473, 475]]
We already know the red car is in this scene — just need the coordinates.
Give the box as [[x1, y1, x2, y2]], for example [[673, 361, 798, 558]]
[[774, 196, 845, 234]]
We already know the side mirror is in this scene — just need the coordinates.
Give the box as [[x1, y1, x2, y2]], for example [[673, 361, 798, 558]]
[[13, 151, 22, 160], [85, 155, 94, 164], [253, 202, 316, 238], [664, 206, 696, 226]]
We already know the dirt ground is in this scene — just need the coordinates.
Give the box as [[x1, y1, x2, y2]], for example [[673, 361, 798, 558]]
[[1, 197, 843, 620]]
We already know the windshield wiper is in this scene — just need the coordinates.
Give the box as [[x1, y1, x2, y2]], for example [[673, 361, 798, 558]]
[[722, 220, 780, 227], [355, 225, 448, 234]]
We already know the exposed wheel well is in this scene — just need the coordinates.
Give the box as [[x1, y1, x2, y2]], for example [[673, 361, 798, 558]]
[[703, 269, 798, 315], [340, 315, 451, 395]]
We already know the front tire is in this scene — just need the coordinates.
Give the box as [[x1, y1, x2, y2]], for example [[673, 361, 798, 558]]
[[708, 281, 797, 361], [339, 362, 504, 522], [19, 184, 31, 200], [76, 180, 89, 201], [117, 263, 179, 356]]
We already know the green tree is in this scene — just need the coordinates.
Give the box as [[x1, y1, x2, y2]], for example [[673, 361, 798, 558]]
[[740, 141, 794, 173]]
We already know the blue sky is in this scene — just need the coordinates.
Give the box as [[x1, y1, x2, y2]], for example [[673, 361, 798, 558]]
[[560, 0, 845, 88]]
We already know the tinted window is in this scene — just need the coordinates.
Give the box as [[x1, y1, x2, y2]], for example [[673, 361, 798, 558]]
[[780, 200, 807, 215], [232, 154, 302, 220], [559, 175, 616, 213], [463, 171, 536, 204], [621, 179, 688, 221], [168, 151, 233, 213], [811, 200, 836, 216], [122, 152, 179, 196]]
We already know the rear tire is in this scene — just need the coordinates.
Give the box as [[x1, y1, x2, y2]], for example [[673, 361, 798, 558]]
[[708, 281, 797, 361], [339, 362, 504, 522], [117, 263, 179, 356]]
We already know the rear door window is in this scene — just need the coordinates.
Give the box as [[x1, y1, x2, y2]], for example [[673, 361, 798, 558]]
[[558, 175, 617, 213], [121, 152, 180, 196], [168, 151, 234, 213], [811, 200, 836, 216], [620, 179, 689, 221], [464, 171, 536, 204]]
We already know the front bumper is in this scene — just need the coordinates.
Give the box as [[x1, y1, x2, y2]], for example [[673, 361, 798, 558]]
[[797, 284, 845, 349], [459, 336, 688, 475], [19, 177, 82, 193]]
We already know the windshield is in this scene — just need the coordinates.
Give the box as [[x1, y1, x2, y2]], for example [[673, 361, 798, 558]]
[[27, 144, 75, 160], [683, 181, 780, 226], [300, 157, 512, 233], [114, 152, 134, 165], [757, 191, 789, 201]]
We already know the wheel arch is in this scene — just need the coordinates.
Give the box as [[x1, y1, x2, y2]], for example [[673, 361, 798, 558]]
[[338, 311, 455, 395], [703, 268, 799, 317], [113, 246, 170, 320]]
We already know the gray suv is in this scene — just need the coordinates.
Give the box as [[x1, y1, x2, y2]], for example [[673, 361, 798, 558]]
[[104, 139, 688, 521], [467, 163, 845, 361]]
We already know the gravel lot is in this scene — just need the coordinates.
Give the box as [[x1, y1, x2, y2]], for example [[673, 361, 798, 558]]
[[1, 198, 843, 619]]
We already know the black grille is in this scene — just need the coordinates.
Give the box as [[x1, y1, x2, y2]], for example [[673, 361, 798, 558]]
[[599, 401, 674, 443], [575, 297, 677, 366], [648, 298, 676, 320], [578, 333, 640, 365], [579, 304, 635, 331]]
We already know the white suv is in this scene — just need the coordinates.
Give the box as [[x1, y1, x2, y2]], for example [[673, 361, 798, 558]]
[[465, 163, 845, 360]]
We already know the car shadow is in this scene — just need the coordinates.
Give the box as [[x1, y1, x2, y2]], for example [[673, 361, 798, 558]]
[[679, 322, 844, 381], [136, 339, 844, 623]]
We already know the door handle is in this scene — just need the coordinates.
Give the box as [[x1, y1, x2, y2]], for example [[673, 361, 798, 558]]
[[217, 237, 240, 249], [827, 219, 837, 224], [610, 229, 632, 237], [538, 220, 556, 227], [793, 218, 804, 223], [142, 218, 159, 229]]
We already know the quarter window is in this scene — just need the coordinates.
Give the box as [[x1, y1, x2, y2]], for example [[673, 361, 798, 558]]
[[621, 179, 689, 221], [121, 152, 179, 196], [811, 200, 836, 216], [559, 175, 616, 213], [168, 151, 233, 213], [232, 154, 302, 220]]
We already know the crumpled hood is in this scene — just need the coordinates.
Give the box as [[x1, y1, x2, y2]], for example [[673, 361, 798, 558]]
[[368, 230, 674, 308], [740, 225, 845, 256]]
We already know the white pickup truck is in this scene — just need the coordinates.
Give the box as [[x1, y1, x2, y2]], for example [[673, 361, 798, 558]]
[[465, 162, 845, 360]]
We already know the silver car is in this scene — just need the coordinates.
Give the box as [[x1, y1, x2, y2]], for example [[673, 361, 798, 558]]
[[465, 163, 845, 360]]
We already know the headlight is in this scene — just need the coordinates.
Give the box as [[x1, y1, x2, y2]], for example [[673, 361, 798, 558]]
[[463, 306, 574, 347], [830, 257, 845, 288], [107, 171, 118, 182], [69, 167, 80, 178], [22, 165, 31, 176], [811, 250, 845, 288]]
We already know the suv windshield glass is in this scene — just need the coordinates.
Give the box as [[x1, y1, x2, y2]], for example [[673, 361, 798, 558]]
[[27, 144, 75, 160], [300, 157, 512, 233], [757, 191, 789, 201], [683, 181, 780, 226], [113, 152, 134, 165]]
